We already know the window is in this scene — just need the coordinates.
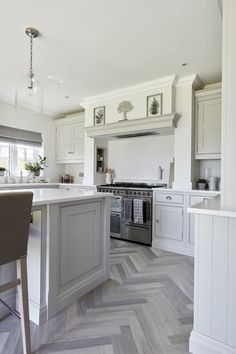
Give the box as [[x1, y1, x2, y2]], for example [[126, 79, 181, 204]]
[[0, 141, 42, 176]]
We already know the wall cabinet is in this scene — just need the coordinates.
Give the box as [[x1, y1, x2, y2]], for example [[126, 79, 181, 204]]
[[55, 114, 85, 163], [195, 85, 221, 159]]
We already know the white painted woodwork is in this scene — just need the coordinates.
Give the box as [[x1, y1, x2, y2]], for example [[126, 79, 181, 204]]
[[55, 114, 85, 164], [13, 193, 110, 325], [172, 76, 203, 190], [60, 202, 101, 287], [189, 206, 236, 353], [188, 194, 215, 244], [85, 113, 181, 139], [195, 85, 221, 159], [221, 0, 236, 209], [154, 192, 184, 204], [152, 190, 218, 256], [155, 205, 183, 241]]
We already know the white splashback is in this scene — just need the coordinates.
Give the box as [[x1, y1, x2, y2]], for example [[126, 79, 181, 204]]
[[199, 159, 221, 179], [108, 135, 174, 183]]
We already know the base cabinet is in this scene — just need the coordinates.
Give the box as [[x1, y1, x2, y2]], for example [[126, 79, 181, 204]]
[[152, 190, 219, 257], [155, 205, 183, 241]]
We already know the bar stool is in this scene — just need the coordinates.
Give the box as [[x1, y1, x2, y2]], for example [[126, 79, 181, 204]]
[[0, 191, 33, 354]]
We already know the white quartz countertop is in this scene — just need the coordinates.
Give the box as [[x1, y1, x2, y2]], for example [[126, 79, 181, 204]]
[[0, 188, 111, 206], [0, 183, 96, 188], [152, 187, 220, 194], [188, 195, 236, 218]]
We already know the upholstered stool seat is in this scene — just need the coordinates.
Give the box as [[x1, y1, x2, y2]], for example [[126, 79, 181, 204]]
[[0, 191, 33, 354]]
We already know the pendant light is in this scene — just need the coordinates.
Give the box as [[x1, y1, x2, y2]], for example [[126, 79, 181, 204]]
[[15, 27, 43, 112]]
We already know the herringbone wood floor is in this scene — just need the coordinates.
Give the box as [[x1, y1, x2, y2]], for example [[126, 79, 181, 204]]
[[0, 239, 194, 354]]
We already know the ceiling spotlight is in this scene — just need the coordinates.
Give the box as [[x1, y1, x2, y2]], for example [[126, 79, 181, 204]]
[[15, 27, 43, 112], [65, 96, 70, 99], [182, 63, 189, 67]]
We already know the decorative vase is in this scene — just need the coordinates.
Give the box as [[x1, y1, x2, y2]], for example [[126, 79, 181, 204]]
[[35, 170, 40, 177], [0, 171, 5, 176], [197, 182, 207, 190], [105, 173, 112, 185]]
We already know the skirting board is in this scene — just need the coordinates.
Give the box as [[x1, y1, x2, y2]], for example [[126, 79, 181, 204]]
[[57, 269, 108, 315], [190, 331, 236, 354], [152, 239, 194, 257], [16, 293, 48, 325]]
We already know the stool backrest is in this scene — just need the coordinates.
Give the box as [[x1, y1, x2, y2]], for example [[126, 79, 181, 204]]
[[0, 191, 33, 266]]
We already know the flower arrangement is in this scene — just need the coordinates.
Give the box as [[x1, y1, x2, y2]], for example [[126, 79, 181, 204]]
[[24, 155, 47, 176], [104, 168, 115, 174], [104, 168, 115, 184]]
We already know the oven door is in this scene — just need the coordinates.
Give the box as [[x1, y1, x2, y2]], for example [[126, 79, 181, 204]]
[[111, 196, 122, 213], [110, 212, 121, 238]]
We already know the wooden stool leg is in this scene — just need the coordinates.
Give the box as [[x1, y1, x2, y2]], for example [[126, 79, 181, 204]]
[[17, 257, 31, 354]]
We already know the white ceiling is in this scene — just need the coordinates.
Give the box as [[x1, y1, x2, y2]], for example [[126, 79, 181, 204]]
[[0, 0, 222, 117]]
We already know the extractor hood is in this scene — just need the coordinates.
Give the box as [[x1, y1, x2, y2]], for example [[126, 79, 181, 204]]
[[85, 113, 180, 140]]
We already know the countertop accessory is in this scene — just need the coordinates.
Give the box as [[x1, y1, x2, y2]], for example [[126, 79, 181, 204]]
[[15, 27, 43, 113], [159, 166, 164, 180], [24, 156, 47, 177], [0, 167, 6, 176], [197, 178, 208, 190], [117, 101, 133, 121]]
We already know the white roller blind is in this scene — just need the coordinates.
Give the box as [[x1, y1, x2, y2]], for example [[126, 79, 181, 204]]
[[0, 125, 42, 147]]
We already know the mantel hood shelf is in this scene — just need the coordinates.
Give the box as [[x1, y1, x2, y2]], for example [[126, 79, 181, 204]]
[[85, 113, 181, 140]]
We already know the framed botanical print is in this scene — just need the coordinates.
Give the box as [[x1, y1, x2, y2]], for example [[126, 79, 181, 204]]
[[147, 93, 163, 117], [94, 106, 105, 125]]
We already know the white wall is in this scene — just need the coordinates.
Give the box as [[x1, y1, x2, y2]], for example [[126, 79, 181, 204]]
[[64, 163, 84, 183], [0, 101, 64, 181], [199, 160, 221, 180], [108, 135, 174, 183]]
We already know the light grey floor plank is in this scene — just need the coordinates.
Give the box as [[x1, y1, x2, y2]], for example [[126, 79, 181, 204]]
[[0, 239, 193, 354]]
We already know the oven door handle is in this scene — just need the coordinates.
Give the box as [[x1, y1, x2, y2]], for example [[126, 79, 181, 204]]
[[124, 224, 148, 231], [111, 212, 121, 217]]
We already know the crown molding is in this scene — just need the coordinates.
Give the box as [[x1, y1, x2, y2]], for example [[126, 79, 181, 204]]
[[81, 75, 177, 108], [175, 74, 204, 89]]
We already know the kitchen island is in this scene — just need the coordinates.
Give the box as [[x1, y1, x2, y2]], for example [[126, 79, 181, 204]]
[[0, 188, 111, 325]]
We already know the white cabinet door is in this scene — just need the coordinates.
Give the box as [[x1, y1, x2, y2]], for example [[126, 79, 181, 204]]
[[56, 125, 73, 161], [72, 124, 84, 161], [56, 123, 84, 163], [196, 97, 221, 159], [60, 201, 101, 287], [155, 204, 183, 241], [188, 194, 217, 244]]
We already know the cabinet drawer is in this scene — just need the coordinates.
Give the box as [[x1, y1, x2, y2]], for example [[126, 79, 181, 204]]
[[154, 192, 184, 204]]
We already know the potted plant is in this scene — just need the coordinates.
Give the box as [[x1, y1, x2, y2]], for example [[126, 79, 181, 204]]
[[0, 167, 6, 176], [196, 178, 208, 190], [24, 156, 47, 177]]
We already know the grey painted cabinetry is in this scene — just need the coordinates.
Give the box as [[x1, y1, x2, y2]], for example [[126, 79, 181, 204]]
[[153, 190, 219, 256]]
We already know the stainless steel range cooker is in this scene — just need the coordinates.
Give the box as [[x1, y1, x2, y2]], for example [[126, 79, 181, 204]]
[[97, 182, 166, 246]]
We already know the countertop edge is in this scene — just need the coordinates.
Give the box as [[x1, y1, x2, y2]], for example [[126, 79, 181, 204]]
[[187, 196, 236, 218]]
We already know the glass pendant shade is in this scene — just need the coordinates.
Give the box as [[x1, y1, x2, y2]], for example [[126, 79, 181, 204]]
[[15, 75, 43, 113], [15, 27, 43, 113]]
